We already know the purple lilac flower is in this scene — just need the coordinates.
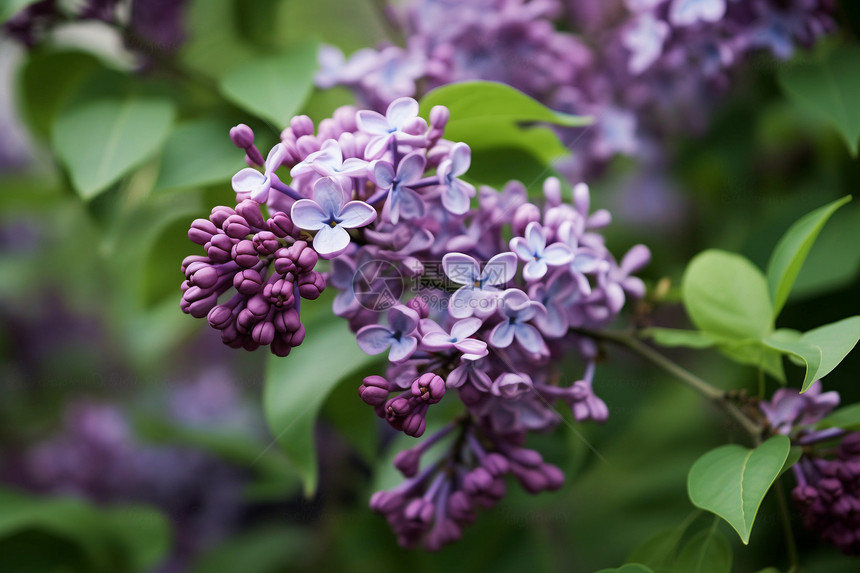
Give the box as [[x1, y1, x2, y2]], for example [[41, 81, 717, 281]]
[[182, 98, 650, 550], [231, 143, 288, 203]]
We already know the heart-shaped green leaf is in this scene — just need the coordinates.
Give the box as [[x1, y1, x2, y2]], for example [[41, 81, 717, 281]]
[[263, 315, 377, 496], [687, 435, 791, 544], [766, 196, 851, 317], [53, 95, 175, 200], [681, 250, 774, 341], [219, 41, 318, 127], [154, 119, 247, 192], [818, 403, 860, 432]]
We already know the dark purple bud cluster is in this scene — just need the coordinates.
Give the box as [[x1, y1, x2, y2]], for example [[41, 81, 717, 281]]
[[793, 434, 860, 555], [370, 421, 563, 550], [181, 199, 325, 356]]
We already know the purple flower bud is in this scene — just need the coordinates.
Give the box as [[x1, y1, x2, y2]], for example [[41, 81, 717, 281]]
[[231, 240, 259, 268], [290, 115, 315, 138], [236, 308, 257, 333], [404, 498, 434, 524], [273, 308, 301, 333], [230, 124, 255, 149], [463, 467, 493, 495], [508, 447, 543, 468], [253, 231, 280, 255], [483, 453, 509, 477], [188, 218, 217, 245], [184, 293, 218, 319], [290, 323, 306, 346], [393, 448, 422, 478], [252, 321, 275, 345], [512, 465, 548, 494], [233, 269, 263, 295], [411, 373, 445, 404], [295, 244, 319, 272], [274, 248, 297, 276], [209, 206, 235, 228], [207, 305, 234, 330], [840, 433, 860, 458], [540, 463, 565, 491], [447, 491, 475, 522], [206, 234, 234, 263], [359, 375, 391, 406], [370, 490, 403, 514], [298, 271, 326, 300], [512, 203, 541, 237], [403, 411, 427, 437], [263, 278, 295, 308], [246, 294, 270, 317], [406, 297, 430, 318], [223, 214, 251, 239], [236, 200, 266, 230], [429, 105, 449, 131], [268, 213, 295, 238], [189, 265, 219, 289]]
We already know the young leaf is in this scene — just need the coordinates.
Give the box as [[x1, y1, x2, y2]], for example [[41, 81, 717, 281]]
[[673, 524, 732, 573], [681, 250, 774, 341], [219, 41, 318, 127], [779, 45, 860, 155], [52, 96, 175, 200], [154, 119, 247, 192], [263, 316, 377, 496], [765, 196, 851, 317], [817, 403, 860, 432], [419, 81, 591, 127], [764, 316, 860, 392], [687, 435, 791, 544]]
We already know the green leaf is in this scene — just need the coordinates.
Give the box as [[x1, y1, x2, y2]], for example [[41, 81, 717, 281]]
[[628, 511, 699, 569], [0, 0, 38, 24], [420, 81, 590, 127], [818, 403, 860, 432], [263, 315, 377, 496], [681, 250, 774, 341], [594, 565, 655, 573], [154, 119, 247, 192], [687, 435, 790, 544], [779, 45, 860, 155], [418, 81, 590, 171], [101, 506, 172, 573], [645, 328, 719, 349], [52, 95, 175, 200], [764, 316, 860, 392], [765, 196, 851, 317], [219, 41, 318, 127], [673, 525, 732, 573], [192, 526, 314, 573]]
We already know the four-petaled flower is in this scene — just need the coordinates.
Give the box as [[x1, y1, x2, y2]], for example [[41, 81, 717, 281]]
[[232, 143, 287, 203], [558, 220, 603, 295], [419, 317, 488, 360], [442, 252, 517, 319], [491, 372, 534, 399], [356, 305, 420, 363], [510, 222, 573, 281], [437, 142, 476, 215], [357, 97, 425, 159], [290, 139, 369, 179], [369, 151, 426, 224], [669, 0, 726, 27], [528, 271, 577, 338], [488, 289, 547, 354], [291, 177, 377, 258]]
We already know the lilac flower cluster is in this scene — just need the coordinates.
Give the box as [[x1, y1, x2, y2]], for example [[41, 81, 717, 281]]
[[3, 0, 188, 52], [759, 383, 860, 555], [315, 0, 836, 176], [182, 97, 649, 549], [2, 398, 248, 573]]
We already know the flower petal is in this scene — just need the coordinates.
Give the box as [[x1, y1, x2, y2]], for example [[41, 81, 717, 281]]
[[421, 331, 455, 352], [370, 160, 396, 190], [338, 201, 377, 228], [386, 97, 419, 128], [388, 305, 419, 334], [397, 187, 426, 221], [510, 237, 534, 261], [389, 335, 418, 363], [338, 157, 370, 176], [448, 287, 476, 319], [290, 199, 327, 231], [397, 152, 426, 184], [523, 259, 548, 281], [364, 135, 391, 160], [441, 183, 471, 215], [482, 252, 518, 286], [449, 142, 471, 176], [514, 324, 545, 354], [543, 243, 573, 265], [313, 177, 347, 216], [356, 325, 393, 355], [313, 225, 352, 258], [264, 143, 287, 173], [450, 317, 483, 340], [489, 321, 516, 348], [442, 253, 480, 285], [454, 338, 488, 358], [356, 110, 389, 135], [232, 168, 266, 193], [525, 222, 545, 254]]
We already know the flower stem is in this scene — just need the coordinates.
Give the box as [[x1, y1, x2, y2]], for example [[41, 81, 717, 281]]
[[579, 328, 762, 441], [775, 477, 800, 573]]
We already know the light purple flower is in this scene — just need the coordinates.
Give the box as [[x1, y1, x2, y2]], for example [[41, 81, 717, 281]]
[[356, 305, 420, 363], [419, 317, 488, 359], [289, 139, 368, 179], [437, 143, 475, 215], [290, 177, 377, 258], [315, 45, 379, 88], [231, 143, 286, 202], [488, 289, 547, 354], [510, 222, 573, 281], [669, 0, 726, 27], [329, 256, 360, 317], [622, 12, 670, 74], [601, 244, 651, 313], [760, 381, 840, 435], [369, 151, 426, 224], [529, 271, 577, 338], [360, 45, 426, 106], [558, 220, 603, 295], [491, 372, 534, 399], [357, 97, 424, 159], [446, 357, 492, 390], [442, 252, 517, 319]]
